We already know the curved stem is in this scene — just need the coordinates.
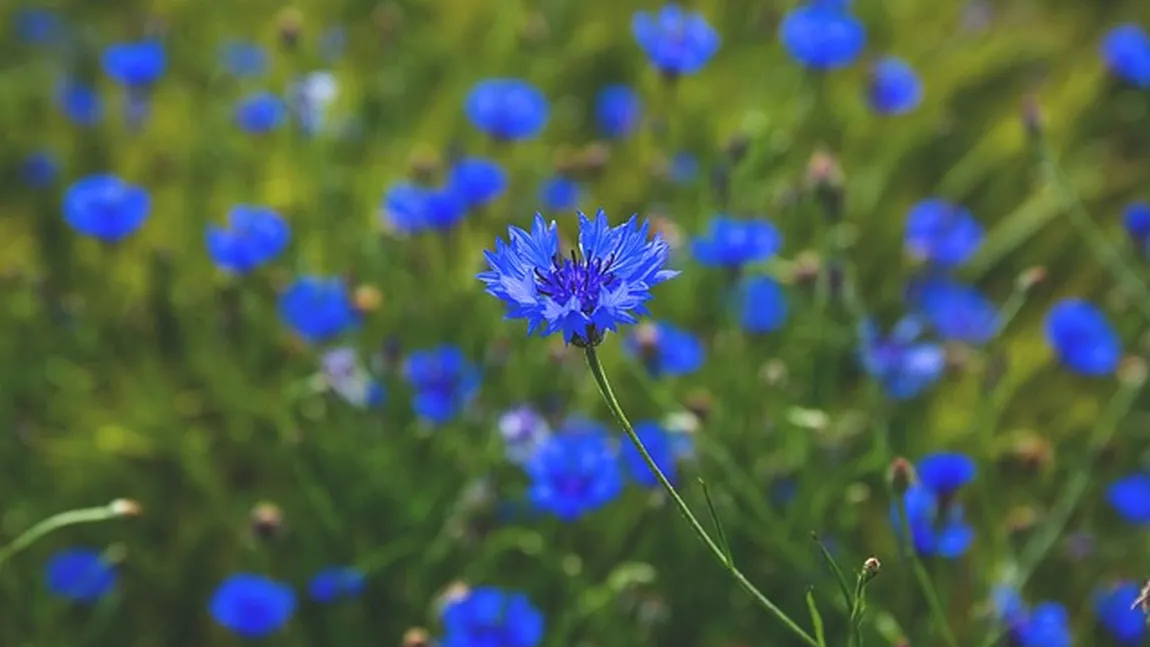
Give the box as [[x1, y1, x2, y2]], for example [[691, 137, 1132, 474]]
[[584, 344, 818, 647], [0, 504, 126, 572]]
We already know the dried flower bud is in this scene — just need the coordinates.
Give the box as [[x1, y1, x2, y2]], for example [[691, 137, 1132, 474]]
[[402, 627, 431, 647], [109, 499, 143, 517], [684, 390, 713, 423], [1119, 357, 1148, 387], [862, 556, 881, 581], [724, 132, 752, 164], [250, 502, 284, 540], [759, 359, 789, 387], [520, 12, 549, 44], [1016, 266, 1047, 292], [1006, 505, 1039, 534], [408, 144, 442, 183], [806, 149, 846, 220], [576, 142, 612, 176], [1011, 432, 1053, 471], [552, 145, 581, 176], [632, 321, 661, 359], [354, 284, 383, 312], [435, 580, 470, 615], [888, 457, 917, 494], [791, 250, 822, 285], [649, 215, 683, 251], [1132, 580, 1150, 613], [276, 7, 304, 47]]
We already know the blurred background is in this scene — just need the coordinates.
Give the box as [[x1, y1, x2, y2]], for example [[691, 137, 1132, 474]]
[[4, 0, 1150, 645]]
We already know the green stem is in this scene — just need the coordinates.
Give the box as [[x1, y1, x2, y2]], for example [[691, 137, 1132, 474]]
[[0, 503, 126, 572], [584, 344, 818, 647]]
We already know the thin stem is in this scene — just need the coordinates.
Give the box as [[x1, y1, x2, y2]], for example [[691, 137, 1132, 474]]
[[0, 504, 126, 572], [584, 344, 818, 647]]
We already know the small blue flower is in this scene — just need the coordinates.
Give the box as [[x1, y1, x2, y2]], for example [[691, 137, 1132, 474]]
[[63, 174, 150, 243], [220, 41, 268, 77], [206, 205, 290, 274], [631, 4, 720, 76], [625, 321, 704, 377], [381, 182, 467, 234], [869, 57, 923, 115], [739, 275, 789, 333], [904, 199, 983, 268], [402, 345, 481, 425], [448, 157, 507, 210], [478, 211, 678, 346], [860, 316, 945, 399], [692, 216, 782, 268], [289, 71, 338, 134], [991, 585, 1028, 629], [21, 151, 58, 188], [236, 92, 286, 133], [56, 79, 103, 126], [1107, 474, 1150, 524], [1123, 202, 1150, 251], [15, 8, 62, 45], [279, 276, 359, 344], [498, 405, 552, 465], [916, 452, 976, 498], [1095, 582, 1146, 646], [669, 152, 699, 183], [1102, 24, 1150, 88], [1045, 298, 1122, 376], [465, 78, 548, 141], [442, 586, 545, 647], [595, 85, 642, 138], [209, 574, 296, 638], [779, 2, 866, 70], [102, 40, 165, 87], [539, 175, 581, 211], [891, 485, 973, 558], [526, 427, 622, 521], [910, 277, 999, 345], [1014, 602, 1072, 647], [44, 548, 116, 603], [620, 421, 677, 488], [307, 566, 365, 603]]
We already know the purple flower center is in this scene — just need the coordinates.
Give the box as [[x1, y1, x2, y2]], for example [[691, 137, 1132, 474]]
[[534, 250, 618, 314]]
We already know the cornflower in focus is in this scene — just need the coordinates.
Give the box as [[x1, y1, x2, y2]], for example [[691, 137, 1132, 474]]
[[779, 0, 866, 70], [441, 586, 544, 647], [1101, 24, 1150, 88], [205, 205, 290, 274], [307, 566, 366, 603], [498, 405, 552, 465], [209, 574, 296, 638], [860, 316, 945, 399], [595, 85, 642, 138], [44, 548, 117, 603], [904, 199, 983, 268], [691, 216, 782, 269], [869, 57, 923, 115], [401, 346, 480, 424], [465, 78, 549, 141], [1044, 298, 1122, 376], [525, 421, 622, 521], [63, 174, 151, 243], [619, 421, 678, 488], [624, 321, 704, 377], [278, 276, 359, 344], [631, 4, 720, 76], [236, 92, 287, 133]]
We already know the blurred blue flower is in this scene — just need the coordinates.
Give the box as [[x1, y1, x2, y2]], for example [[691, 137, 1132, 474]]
[[56, 79, 103, 126], [739, 275, 789, 333], [631, 4, 720, 76], [478, 211, 678, 347], [448, 157, 507, 210], [869, 57, 923, 115], [910, 277, 999, 344], [669, 152, 699, 183], [625, 321, 704, 377], [498, 405, 552, 465], [1013, 602, 1072, 647], [206, 205, 289, 274], [63, 174, 150, 243], [320, 26, 347, 61], [1095, 582, 1146, 646], [465, 78, 548, 141], [692, 216, 782, 268], [620, 421, 677, 488], [102, 40, 165, 87], [596, 85, 642, 138], [209, 574, 296, 638], [321, 348, 385, 408], [1102, 24, 1150, 88], [916, 452, 976, 498], [220, 41, 268, 78], [1123, 202, 1150, 252], [279, 276, 359, 343], [289, 71, 338, 134], [860, 316, 945, 399], [526, 428, 622, 521], [992, 585, 1028, 630], [307, 566, 365, 603], [402, 345, 481, 424], [539, 175, 581, 211], [1044, 298, 1121, 376], [44, 548, 116, 603], [15, 8, 62, 45], [779, 2, 866, 70], [21, 151, 58, 188], [892, 484, 973, 558], [904, 199, 983, 268], [442, 586, 545, 647], [381, 182, 467, 234], [236, 92, 286, 133], [1107, 474, 1150, 524]]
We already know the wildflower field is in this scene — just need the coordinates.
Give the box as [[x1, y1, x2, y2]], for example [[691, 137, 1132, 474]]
[[6, 0, 1150, 645]]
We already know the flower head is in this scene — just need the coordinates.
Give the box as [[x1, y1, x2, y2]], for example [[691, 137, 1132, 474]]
[[1102, 24, 1150, 88], [478, 211, 678, 347], [448, 157, 507, 210], [1045, 298, 1121, 376], [209, 574, 296, 638], [441, 586, 544, 647], [620, 421, 677, 488], [539, 176, 581, 211], [465, 78, 548, 141], [1013, 602, 1072, 647], [869, 57, 923, 115], [1107, 473, 1150, 524], [691, 216, 781, 268], [15, 8, 63, 45], [22, 151, 58, 188], [402, 345, 480, 424], [891, 485, 973, 558], [498, 405, 552, 464], [206, 205, 289, 274], [289, 71, 339, 134], [860, 317, 945, 399], [102, 40, 165, 87], [220, 41, 268, 77], [909, 277, 999, 345], [381, 182, 467, 235], [307, 566, 365, 603], [739, 275, 789, 333], [904, 199, 983, 268], [915, 452, 976, 498], [236, 91, 286, 133], [526, 424, 622, 521], [780, 2, 866, 70], [624, 321, 704, 377], [1095, 581, 1147, 646], [63, 174, 150, 243], [57, 79, 103, 126], [44, 548, 116, 603], [631, 4, 720, 76], [595, 85, 642, 138], [278, 276, 359, 343], [1123, 202, 1150, 252]]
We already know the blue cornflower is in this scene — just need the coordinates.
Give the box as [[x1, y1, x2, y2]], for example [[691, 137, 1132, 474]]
[[465, 78, 548, 141], [739, 275, 789, 333], [102, 40, 165, 88], [1102, 24, 1150, 88], [625, 321, 704, 377], [1123, 202, 1150, 253], [631, 4, 720, 76], [692, 216, 782, 268], [916, 452, 976, 499], [56, 79, 102, 126], [539, 175, 581, 211], [278, 276, 359, 343], [44, 548, 116, 603], [860, 316, 945, 399], [1107, 474, 1150, 524], [220, 41, 268, 77], [209, 574, 296, 638], [21, 151, 58, 188], [442, 586, 545, 647], [1095, 582, 1146, 646], [63, 174, 150, 243], [402, 346, 481, 424], [1013, 602, 1072, 647], [206, 205, 290, 274], [478, 211, 678, 347], [619, 421, 677, 488], [448, 157, 507, 210], [1044, 298, 1122, 376], [991, 585, 1029, 630], [526, 427, 623, 521], [381, 182, 467, 234], [498, 405, 552, 465], [596, 85, 642, 138], [669, 152, 699, 183], [779, 2, 866, 70], [869, 57, 923, 115], [307, 566, 365, 603], [289, 71, 338, 134], [904, 199, 983, 268], [910, 277, 999, 345], [236, 92, 286, 133], [892, 484, 973, 558], [15, 8, 62, 45]]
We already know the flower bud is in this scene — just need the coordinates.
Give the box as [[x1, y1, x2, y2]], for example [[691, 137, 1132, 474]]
[[109, 499, 143, 517], [888, 457, 917, 494], [862, 556, 881, 581], [402, 627, 431, 647], [1016, 266, 1047, 292], [724, 132, 752, 164], [250, 502, 284, 540], [684, 390, 713, 423], [354, 284, 383, 312], [276, 7, 304, 47], [1119, 356, 1148, 387]]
